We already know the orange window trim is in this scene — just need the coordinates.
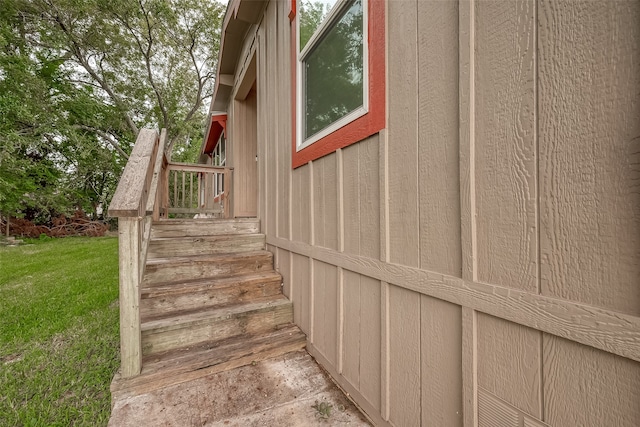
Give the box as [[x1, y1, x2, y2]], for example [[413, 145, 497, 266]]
[[291, 0, 386, 169], [289, 0, 296, 22]]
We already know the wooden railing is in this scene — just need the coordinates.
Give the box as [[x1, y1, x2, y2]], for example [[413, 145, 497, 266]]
[[107, 128, 234, 378], [163, 162, 232, 218], [107, 129, 165, 377]]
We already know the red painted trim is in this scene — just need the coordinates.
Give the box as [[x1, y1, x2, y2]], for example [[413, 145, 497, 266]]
[[203, 114, 228, 154], [290, 13, 298, 163], [213, 192, 226, 204], [291, 0, 386, 169], [288, 0, 296, 22]]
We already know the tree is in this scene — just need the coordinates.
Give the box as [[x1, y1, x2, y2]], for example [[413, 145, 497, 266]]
[[0, 0, 225, 224], [26, 0, 225, 153], [0, 1, 70, 227]]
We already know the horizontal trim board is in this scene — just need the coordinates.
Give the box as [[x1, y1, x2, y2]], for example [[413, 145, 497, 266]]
[[266, 236, 640, 363], [166, 208, 223, 214]]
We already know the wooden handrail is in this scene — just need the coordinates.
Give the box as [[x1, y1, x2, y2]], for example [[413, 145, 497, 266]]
[[107, 128, 166, 378], [146, 129, 168, 217], [166, 162, 233, 174], [108, 129, 159, 218]]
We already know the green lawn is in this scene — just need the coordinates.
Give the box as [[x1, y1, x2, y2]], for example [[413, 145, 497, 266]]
[[0, 237, 120, 426]]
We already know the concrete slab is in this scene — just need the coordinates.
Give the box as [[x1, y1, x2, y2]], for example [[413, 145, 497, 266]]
[[109, 350, 371, 426]]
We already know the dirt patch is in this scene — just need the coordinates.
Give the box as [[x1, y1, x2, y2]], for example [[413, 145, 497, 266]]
[[108, 350, 371, 427], [1, 353, 24, 365]]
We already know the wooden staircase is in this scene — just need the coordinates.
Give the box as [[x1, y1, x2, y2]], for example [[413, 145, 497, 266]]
[[111, 218, 306, 399]]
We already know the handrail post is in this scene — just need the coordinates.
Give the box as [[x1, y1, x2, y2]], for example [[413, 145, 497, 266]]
[[108, 128, 166, 379], [161, 156, 169, 218], [117, 217, 142, 377], [225, 168, 233, 218]]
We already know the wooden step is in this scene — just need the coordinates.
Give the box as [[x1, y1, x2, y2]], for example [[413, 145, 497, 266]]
[[147, 233, 265, 259], [143, 250, 273, 286], [111, 324, 306, 401], [140, 271, 283, 319], [150, 218, 260, 238], [141, 295, 293, 356]]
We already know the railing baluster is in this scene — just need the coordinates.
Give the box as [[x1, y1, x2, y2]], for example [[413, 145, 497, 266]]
[[213, 171, 218, 199], [189, 172, 194, 209], [198, 174, 202, 208], [205, 170, 210, 212], [173, 170, 178, 211], [181, 171, 186, 209]]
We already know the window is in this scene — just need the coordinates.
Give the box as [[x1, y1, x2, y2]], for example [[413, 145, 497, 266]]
[[298, 0, 366, 147], [292, 0, 385, 168], [213, 135, 226, 166]]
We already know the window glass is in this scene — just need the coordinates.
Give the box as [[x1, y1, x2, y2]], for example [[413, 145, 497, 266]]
[[301, 0, 364, 140], [299, 0, 339, 51], [219, 135, 225, 166]]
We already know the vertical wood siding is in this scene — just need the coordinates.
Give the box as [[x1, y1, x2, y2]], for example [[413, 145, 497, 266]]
[[232, 90, 258, 217], [417, 0, 462, 278], [542, 334, 640, 427], [387, 0, 420, 269], [232, 0, 640, 425], [475, 0, 538, 293], [538, 0, 640, 316]]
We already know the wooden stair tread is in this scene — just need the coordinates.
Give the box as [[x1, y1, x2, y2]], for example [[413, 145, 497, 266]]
[[145, 250, 271, 266], [149, 233, 265, 243], [150, 218, 260, 238], [143, 250, 274, 285], [147, 233, 266, 258], [140, 271, 284, 320], [141, 271, 282, 295], [141, 294, 291, 330], [112, 324, 306, 400], [152, 218, 259, 225]]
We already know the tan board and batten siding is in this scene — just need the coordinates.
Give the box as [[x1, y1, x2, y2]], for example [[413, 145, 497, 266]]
[[220, 0, 640, 425]]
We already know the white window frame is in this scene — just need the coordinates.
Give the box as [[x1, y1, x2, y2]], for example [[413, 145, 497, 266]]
[[213, 135, 226, 166], [296, 0, 369, 152]]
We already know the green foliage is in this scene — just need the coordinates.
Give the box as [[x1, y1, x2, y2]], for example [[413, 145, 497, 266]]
[[0, 237, 119, 425], [0, 0, 225, 222], [170, 129, 205, 163], [299, 0, 330, 50]]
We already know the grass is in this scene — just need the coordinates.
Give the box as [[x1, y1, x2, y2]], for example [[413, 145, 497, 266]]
[[0, 237, 120, 426]]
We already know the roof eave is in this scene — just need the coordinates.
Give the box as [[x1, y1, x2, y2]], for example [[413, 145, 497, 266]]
[[202, 0, 267, 154], [210, 0, 267, 112]]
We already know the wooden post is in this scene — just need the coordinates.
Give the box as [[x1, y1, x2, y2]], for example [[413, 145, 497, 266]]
[[117, 218, 142, 377], [108, 129, 162, 378], [162, 157, 169, 218], [225, 168, 233, 218]]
